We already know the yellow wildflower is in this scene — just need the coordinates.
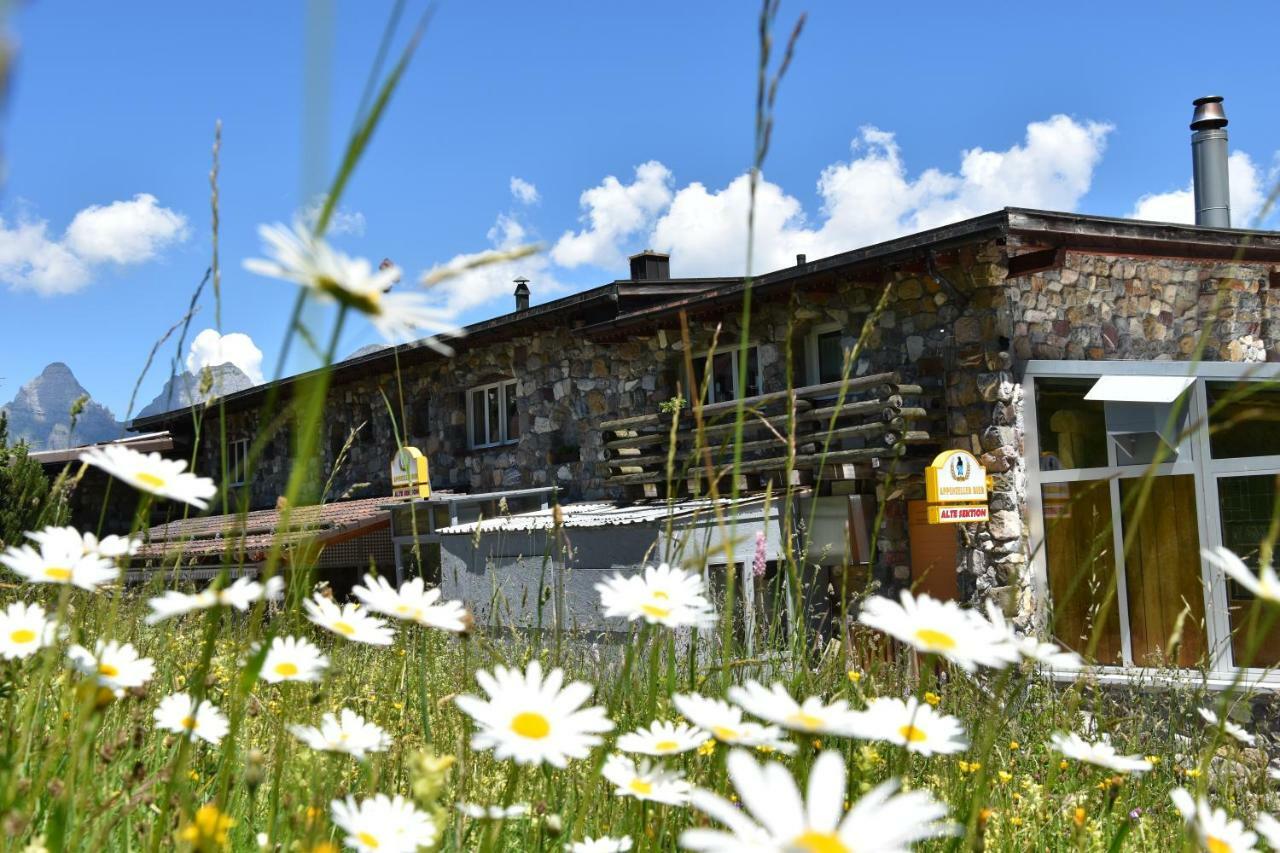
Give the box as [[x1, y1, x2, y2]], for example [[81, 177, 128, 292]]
[[1073, 807, 1086, 827], [1058, 759, 1069, 771], [998, 770, 1013, 784], [923, 691, 941, 707], [846, 670, 862, 683], [697, 739, 716, 757], [1009, 740, 1020, 750], [178, 804, 234, 850]]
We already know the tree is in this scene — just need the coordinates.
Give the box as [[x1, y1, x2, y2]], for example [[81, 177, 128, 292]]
[[0, 412, 67, 550]]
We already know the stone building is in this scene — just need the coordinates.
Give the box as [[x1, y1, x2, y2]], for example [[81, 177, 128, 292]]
[[129, 205, 1280, 679]]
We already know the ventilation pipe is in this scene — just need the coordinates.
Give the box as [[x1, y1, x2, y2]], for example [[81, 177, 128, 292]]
[[513, 277, 530, 311], [1191, 96, 1231, 228]]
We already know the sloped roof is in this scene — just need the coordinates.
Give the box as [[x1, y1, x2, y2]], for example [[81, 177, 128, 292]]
[[434, 494, 772, 535]]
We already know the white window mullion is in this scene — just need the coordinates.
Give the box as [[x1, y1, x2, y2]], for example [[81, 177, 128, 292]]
[[1108, 476, 1135, 667]]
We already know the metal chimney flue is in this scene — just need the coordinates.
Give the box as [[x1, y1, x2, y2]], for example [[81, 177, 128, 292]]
[[1191, 96, 1231, 228], [513, 277, 530, 312]]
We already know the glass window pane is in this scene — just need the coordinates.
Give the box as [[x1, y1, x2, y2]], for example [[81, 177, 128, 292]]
[[711, 352, 734, 402], [505, 382, 520, 441], [817, 331, 844, 384], [745, 348, 761, 397], [1207, 380, 1280, 459], [470, 389, 485, 446], [1119, 475, 1206, 668], [1218, 474, 1280, 667], [1042, 479, 1123, 664], [1035, 378, 1109, 470], [486, 386, 500, 445]]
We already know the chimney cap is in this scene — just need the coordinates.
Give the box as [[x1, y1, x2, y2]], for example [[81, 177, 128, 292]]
[[627, 249, 670, 261], [1191, 95, 1228, 130], [513, 277, 530, 293]]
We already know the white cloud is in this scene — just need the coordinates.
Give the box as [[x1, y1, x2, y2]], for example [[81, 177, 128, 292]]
[[0, 194, 188, 294], [510, 177, 540, 205], [421, 211, 562, 316], [1130, 150, 1274, 227], [551, 161, 673, 269], [651, 115, 1113, 276], [299, 195, 366, 237], [186, 328, 265, 385]]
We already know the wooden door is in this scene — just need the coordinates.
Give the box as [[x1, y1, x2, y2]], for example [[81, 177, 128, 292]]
[[907, 500, 958, 601]]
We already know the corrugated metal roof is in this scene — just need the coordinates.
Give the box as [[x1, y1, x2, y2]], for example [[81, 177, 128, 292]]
[[435, 495, 770, 535]]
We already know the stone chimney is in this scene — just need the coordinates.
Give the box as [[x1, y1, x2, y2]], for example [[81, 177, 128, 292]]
[[629, 250, 670, 281], [513, 277, 531, 311]]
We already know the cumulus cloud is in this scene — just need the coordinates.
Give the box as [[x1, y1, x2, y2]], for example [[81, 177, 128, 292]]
[[651, 115, 1112, 276], [551, 161, 674, 269], [0, 194, 188, 294], [1130, 150, 1275, 227], [186, 328, 265, 385], [510, 177, 540, 205], [299, 195, 366, 237]]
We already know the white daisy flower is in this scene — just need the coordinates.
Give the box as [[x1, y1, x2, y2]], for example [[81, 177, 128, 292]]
[[845, 696, 968, 755], [680, 748, 956, 852], [259, 635, 328, 684], [26, 525, 141, 560], [672, 693, 796, 754], [67, 640, 154, 695], [616, 720, 709, 756], [330, 793, 439, 853], [1171, 788, 1258, 853], [596, 563, 718, 629], [1255, 813, 1280, 849], [289, 709, 391, 761], [567, 837, 632, 853], [153, 692, 229, 745], [244, 222, 460, 350], [456, 802, 530, 820], [1050, 732, 1152, 773], [0, 601, 59, 659], [353, 573, 469, 632], [1, 531, 118, 591], [728, 681, 861, 736], [455, 660, 613, 768], [145, 575, 284, 624], [303, 595, 395, 645], [601, 754, 692, 806], [79, 444, 217, 509], [858, 590, 1017, 672], [1198, 707, 1256, 747], [983, 601, 1083, 670], [1204, 546, 1280, 605]]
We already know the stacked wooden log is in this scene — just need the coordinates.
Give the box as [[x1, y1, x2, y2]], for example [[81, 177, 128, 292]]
[[600, 372, 937, 497]]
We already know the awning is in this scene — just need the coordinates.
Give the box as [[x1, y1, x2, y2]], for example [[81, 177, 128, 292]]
[[1084, 375, 1195, 403]]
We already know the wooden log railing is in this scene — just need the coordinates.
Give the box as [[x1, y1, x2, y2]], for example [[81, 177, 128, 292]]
[[599, 372, 940, 494]]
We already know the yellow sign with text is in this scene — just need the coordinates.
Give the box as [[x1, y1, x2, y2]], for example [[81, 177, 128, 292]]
[[928, 504, 990, 524], [391, 446, 430, 499], [925, 449, 988, 524]]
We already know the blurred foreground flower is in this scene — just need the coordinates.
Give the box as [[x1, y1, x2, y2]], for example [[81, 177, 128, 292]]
[[290, 709, 390, 761], [728, 680, 860, 737], [353, 573, 469, 632], [601, 753, 691, 805], [67, 640, 154, 695], [680, 749, 955, 852], [567, 837, 632, 853], [846, 696, 969, 755], [304, 594, 395, 646], [0, 601, 59, 659], [26, 525, 140, 560], [1170, 788, 1257, 853], [146, 576, 284, 625], [858, 591, 1017, 672], [154, 692, 229, 745], [596, 563, 717, 629], [673, 693, 796, 754], [1197, 707, 1256, 747], [259, 635, 328, 684], [1, 527, 117, 591], [616, 719, 708, 756], [80, 444, 217, 509], [455, 659, 613, 768], [244, 222, 462, 351], [331, 793, 438, 853], [1050, 732, 1152, 773], [178, 803, 234, 851], [456, 802, 529, 820], [1204, 546, 1280, 605]]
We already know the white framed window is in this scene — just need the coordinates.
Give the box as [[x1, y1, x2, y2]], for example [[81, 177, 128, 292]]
[[691, 345, 762, 403], [805, 323, 847, 386], [467, 379, 520, 449], [1023, 360, 1280, 685], [227, 437, 250, 487]]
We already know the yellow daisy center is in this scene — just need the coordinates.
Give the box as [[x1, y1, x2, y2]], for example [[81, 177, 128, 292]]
[[136, 472, 166, 489], [274, 661, 299, 678], [181, 716, 198, 730], [653, 590, 670, 600], [628, 778, 653, 796], [44, 567, 72, 581], [642, 603, 671, 619], [511, 711, 551, 740], [10, 629, 36, 644], [654, 739, 679, 752], [98, 663, 120, 678], [318, 277, 382, 315], [899, 724, 928, 743], [332, 621, 357, 637], [791, 829, 850, 853], [1206, 838, 1231, 853], [914, 628, 956, 651], [357, 831, 380, 848], [712, 726, 739, 741], [787, 712, 826, 731]]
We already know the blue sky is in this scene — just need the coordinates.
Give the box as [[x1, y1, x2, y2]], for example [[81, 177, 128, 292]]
[[1, 1, 1278, 418]]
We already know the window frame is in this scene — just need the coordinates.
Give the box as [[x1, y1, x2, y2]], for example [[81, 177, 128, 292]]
[[805, 322, 846, 386], [227, 437, 251, 488], [1024, 360, 1280, 685], [691, 344, 764, 404], [466, 379, 520, 449]]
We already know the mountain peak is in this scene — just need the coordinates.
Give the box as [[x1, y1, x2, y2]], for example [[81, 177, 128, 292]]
[[1, 362, 121, 451], [135, 362, 255, 420]]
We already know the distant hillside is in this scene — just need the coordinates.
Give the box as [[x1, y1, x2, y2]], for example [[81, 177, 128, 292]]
[[135, 363, 255, 420], [0, 362, 123, 451]]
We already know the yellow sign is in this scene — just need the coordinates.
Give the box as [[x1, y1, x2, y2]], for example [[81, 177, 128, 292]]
[[925, 449, 988, 504], [928, 504, 990, 524], [391, 446, 430, 499]]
